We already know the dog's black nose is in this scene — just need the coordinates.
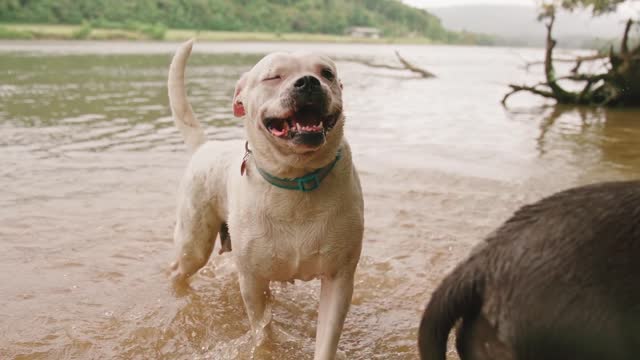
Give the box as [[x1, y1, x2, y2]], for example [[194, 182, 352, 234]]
[[294, 76, 320, 90], [289, 75, 326, 110]]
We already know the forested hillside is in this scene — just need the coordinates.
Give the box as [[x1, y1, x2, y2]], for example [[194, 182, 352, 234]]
[[0, 0, 461, 42]]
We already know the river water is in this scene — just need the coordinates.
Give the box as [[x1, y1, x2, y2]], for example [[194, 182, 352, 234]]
[[1, 40, 639, 359]]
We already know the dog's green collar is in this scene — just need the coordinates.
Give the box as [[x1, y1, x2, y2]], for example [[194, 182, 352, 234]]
[[242, 142, 342, 192]]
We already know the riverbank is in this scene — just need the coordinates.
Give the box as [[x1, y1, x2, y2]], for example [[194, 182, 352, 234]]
[[0, 23, 435, 44]]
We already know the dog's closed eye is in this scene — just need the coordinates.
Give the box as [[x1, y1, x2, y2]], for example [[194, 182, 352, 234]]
[[263, 75, 281, 82]]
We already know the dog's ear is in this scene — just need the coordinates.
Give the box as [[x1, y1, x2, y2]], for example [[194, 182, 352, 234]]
[[233, 72, 248, 117]]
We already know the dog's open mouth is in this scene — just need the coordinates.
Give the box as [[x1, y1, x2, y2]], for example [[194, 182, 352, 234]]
[[264, 107, 339, 140]]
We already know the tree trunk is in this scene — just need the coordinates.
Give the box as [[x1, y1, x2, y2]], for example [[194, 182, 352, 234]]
[[605, 19, 640, 106]]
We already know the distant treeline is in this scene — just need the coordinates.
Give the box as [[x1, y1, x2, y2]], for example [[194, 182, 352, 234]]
[[0, 0, 494, 44]]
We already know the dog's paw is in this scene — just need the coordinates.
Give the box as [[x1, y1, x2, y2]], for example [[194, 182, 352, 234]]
[[168, 261, 189, 284], [335, 349, 347, 360], [167, 262, 192, 296]]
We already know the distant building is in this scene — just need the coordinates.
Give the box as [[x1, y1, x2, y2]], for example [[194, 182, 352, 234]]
[[346, 27, 381, 39]]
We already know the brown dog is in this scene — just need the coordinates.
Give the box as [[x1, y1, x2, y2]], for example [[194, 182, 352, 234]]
[[419, 181, 640, 360]]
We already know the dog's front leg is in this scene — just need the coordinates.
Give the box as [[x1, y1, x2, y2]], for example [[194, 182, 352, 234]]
[[314, 271, 355, 360], [238, 272, 271, 336]]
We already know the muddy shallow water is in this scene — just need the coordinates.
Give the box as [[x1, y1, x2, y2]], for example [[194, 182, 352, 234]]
[[1, 41, 640, 359]]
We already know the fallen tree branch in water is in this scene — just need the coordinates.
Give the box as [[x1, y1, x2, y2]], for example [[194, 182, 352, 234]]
[[503, 10, 640, 107], [342, 51, 436, 78], [394, 51, 436, 78], [502, 84, 556, 104]]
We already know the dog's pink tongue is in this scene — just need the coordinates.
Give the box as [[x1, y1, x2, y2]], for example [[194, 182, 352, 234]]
[[270, 122, 289, 137]]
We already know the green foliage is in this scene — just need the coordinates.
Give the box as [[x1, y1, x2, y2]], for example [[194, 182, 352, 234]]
[[77, 19, 166, 39], [0, 0, 459, 41], [72, 20, 92, 39], [90, 19, 128, 29], [0, 25, 32, 39], [137, 22, 167, 40]]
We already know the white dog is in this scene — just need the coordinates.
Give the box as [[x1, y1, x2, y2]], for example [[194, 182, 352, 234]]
[[167, 40, 364, 360]]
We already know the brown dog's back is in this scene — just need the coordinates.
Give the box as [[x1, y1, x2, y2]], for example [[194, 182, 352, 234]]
[[419, 181, 640, 360]]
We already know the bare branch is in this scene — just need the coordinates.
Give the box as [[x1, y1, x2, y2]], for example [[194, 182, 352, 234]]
[[394, 51, 436, 78], [501, 84, 556, 105], [556, 73, 609, 82], [342, 57, 403, 71], [621, 19, 634, 57], [523, 54, 607, 71], [543, 12, 574, 102], [340, 52, 436, 78], [577, 75, 607, 102]]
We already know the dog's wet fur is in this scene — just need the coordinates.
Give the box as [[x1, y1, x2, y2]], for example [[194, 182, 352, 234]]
[[419, 181, 640, 360]]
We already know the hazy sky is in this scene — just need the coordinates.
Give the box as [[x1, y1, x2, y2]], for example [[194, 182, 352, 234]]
[[404, 0, 639, 16]]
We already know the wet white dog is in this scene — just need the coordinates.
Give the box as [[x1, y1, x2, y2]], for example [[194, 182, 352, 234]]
[[167, 40, 364, 360]]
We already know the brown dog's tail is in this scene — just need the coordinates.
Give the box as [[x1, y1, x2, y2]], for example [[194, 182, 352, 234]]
[[418, 257, 484, 360], [168, 39, 206, 153]]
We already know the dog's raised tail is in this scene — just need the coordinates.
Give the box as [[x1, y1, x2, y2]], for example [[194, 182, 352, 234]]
[[418, 257, 484, 360], [168, 39, 205, 152]]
